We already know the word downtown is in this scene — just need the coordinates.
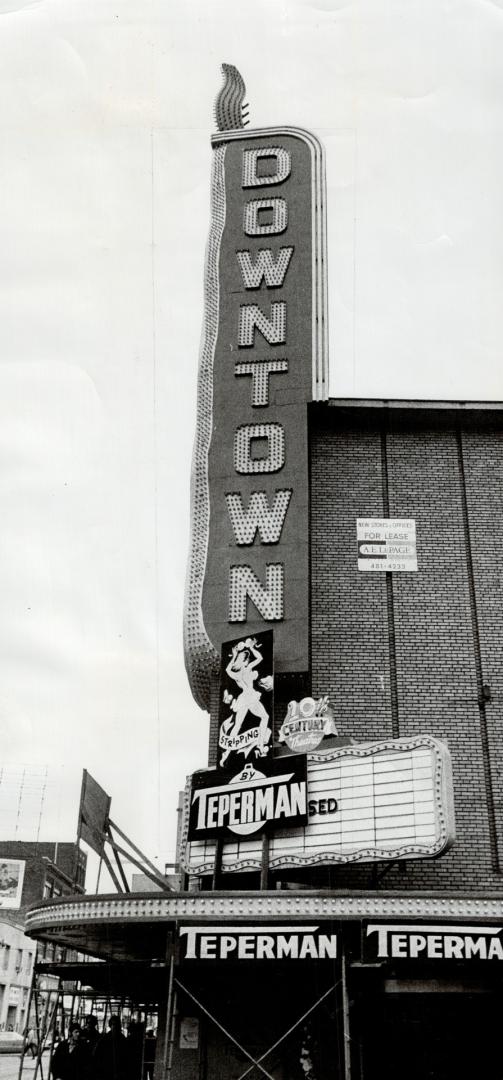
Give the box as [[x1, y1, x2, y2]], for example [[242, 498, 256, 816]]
[[226, 144, 298, 624]]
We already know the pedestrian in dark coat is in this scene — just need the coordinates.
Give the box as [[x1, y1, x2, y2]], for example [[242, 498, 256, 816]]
[[25, 1027, 38, 1059], [93, 1015, 130, 1080], [81, 1015, 100, 1053], [51, 1025, 90, 1080]]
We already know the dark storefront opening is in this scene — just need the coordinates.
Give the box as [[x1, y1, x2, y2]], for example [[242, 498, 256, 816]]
[[358, 982, 503, 1080], [176, 961, 343, 1080]]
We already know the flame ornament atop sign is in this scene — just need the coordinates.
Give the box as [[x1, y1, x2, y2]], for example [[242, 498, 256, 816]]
[[215, 64, 249, 131]]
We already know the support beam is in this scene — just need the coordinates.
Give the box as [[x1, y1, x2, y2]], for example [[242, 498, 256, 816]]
[[341, 939, 352, 1080]]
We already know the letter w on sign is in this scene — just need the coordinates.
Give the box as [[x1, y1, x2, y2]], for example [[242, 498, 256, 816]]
[[226, 491, 292, 545]]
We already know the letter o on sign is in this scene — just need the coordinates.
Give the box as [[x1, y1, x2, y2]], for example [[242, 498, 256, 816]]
[[244, 199, 288, 237], [234, 424, 285, 474]]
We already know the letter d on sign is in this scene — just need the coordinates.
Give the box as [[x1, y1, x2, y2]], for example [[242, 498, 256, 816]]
[[242, 147, 291, 187]]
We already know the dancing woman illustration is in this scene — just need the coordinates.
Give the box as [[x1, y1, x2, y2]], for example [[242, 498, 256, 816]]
[[222, 637, 271, 760]]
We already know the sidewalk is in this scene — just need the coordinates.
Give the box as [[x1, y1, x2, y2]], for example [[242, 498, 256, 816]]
[[0, 1055, 43, 1080]]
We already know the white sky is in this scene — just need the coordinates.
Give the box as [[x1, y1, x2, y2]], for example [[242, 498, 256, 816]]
[[1, 0, 503, 880]]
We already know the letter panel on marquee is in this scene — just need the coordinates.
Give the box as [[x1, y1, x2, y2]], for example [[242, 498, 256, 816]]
[[180, 735, 455, 874]]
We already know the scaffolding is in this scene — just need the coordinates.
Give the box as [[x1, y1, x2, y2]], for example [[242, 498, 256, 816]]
[[19, 968, 159, 1080]]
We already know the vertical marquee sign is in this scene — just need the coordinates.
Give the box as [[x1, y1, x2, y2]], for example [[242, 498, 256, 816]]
[[184, 65, 328, 709]]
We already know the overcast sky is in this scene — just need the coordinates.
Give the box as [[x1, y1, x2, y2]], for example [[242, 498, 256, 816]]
[[1, 0, 502, 881]]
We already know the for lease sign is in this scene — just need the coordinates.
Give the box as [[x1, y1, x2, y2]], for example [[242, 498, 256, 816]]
[[357, 518, 418, 572]]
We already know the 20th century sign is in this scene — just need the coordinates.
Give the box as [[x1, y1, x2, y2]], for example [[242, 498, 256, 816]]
[[184, 68, 328, 710]]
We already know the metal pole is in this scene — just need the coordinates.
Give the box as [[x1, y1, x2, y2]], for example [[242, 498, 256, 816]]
[[341, 939, 352, 1080], [18, 964, 37, 1080], [96, 854, 103, 892], [34, 977, 52, 1080], [260, 834, 270, 890], [32, 984, 43, 1080], [165, 986, 178, 1079], [45, 984, 61, 1080], [211, 839, 223, 890], [73, 771, 86, 886], [155, 943, 175, 1080]]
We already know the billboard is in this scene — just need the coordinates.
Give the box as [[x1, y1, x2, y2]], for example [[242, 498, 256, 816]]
[[187, 756, 308, 841], [184, 65, 328, 710], [0, 858, 25, 909], [217, 630, 274, 771], [77, 770, 111, 856], [180, 735, 455, 875]]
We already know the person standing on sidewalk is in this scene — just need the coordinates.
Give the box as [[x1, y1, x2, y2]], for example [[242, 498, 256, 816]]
[[51, 1024, 90, 1080], [93, 1015, 129, 1080], [25, 1027, 38, 1059]]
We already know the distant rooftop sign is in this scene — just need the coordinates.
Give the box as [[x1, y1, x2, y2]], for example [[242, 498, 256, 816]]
[[0, 858, 25, 910], [357, 518, 418, 572]]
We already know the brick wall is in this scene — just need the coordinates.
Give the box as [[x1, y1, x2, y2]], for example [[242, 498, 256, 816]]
[[310, 403, 503, 892], [201, 401, 503, 894], [0, 842, 84, 911]]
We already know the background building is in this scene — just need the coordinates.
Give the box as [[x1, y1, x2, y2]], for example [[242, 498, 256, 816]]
[[0, 842, 86, 910], [0, 921, 35, 1037], [0, 841, 85, 1037]]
